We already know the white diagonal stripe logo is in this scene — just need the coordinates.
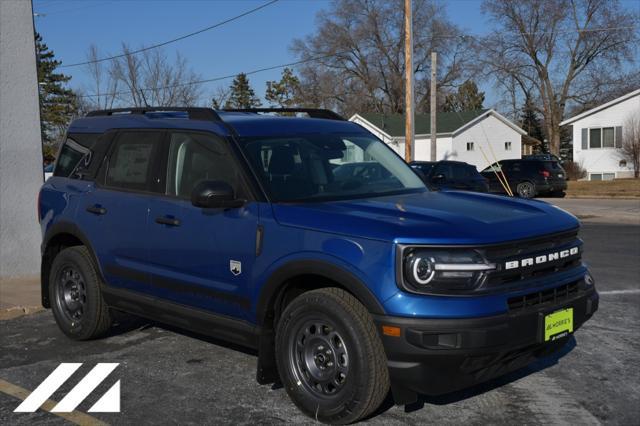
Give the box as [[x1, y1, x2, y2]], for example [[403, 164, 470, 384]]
[[14, 363, 82, 412], [13, 363, 120, 413], [52, 363, 119, 412]]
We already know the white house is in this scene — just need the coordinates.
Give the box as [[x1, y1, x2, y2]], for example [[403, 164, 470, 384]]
[[560, 89, 640, 181], [350, 109, 526, 170]]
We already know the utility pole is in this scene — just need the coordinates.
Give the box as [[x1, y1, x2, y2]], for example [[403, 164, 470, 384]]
[[404, 0, 414, 162], [430, 51, 437, 161]]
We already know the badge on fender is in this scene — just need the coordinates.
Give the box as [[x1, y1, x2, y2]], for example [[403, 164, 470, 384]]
[[230, 260, 242, 276]]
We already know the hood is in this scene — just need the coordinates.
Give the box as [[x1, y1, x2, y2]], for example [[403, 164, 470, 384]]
[[272, 190, 579, 245]]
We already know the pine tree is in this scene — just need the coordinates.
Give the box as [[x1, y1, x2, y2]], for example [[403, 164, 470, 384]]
[[519, 97, 546, 144], [265, 68, 300, 108], [36, 33, 77, 145], [443, 80, 485, 112], [224, 73, 261, 109]]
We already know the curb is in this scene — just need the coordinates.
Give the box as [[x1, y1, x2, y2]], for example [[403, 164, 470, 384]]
[[0, 306, 44, 321]]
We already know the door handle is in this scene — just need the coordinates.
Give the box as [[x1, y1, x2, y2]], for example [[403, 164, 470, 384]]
[[155, 216, 180, 227], [86, 205, 107, 215]]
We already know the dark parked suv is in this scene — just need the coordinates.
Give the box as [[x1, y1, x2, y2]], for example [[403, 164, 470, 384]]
[[481, 159, 567, 198], [410, 160, 489, 193], [39, 107, 596, 423]]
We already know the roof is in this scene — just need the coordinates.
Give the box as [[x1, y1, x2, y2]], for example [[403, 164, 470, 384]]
[[522, 134, 543, 146], [351, 109, 525, 138], [560, 89, 640, 126], [68, 110, 364, 138]]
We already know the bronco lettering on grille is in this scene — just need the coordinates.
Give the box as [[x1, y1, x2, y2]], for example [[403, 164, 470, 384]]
[[504, 246, 579, 270]]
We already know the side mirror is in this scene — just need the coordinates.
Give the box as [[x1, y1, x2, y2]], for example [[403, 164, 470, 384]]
[[191, 180, 245, 209]]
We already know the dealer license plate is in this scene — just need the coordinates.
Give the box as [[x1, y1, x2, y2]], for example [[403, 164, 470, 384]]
[[544, 308, 573, 342]]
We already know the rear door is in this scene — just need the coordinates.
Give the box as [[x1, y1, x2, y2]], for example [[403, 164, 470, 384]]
[[76, 130, 164, 293], [146, 131, 259, 319]]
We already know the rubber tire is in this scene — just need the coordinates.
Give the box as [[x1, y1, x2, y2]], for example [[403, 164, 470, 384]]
[[275, 288, 389, 424], [516, 181, 536, 199], [49, 246, 112, 340]]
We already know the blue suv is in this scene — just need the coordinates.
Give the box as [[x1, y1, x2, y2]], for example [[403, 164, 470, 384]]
[[39, 107, 598, 423]]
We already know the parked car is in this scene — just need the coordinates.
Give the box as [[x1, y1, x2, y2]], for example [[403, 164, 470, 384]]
[[523, 153, 563, 163], [39, 107, 597, 424], [410, 160, 489, 193], [481, 158, 567, 198]]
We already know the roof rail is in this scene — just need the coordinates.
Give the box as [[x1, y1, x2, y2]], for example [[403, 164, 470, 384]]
[[86, 107, 222, 122], [222, 108, 345, 121]]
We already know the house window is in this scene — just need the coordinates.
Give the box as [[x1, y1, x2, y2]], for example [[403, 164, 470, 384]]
[[603, 127, 615, 148], [466, 142, 474, 151], [505, 141, 512, 151], [589, 128, 602, 148], [620, 160, 627, 168], [584, 126, 622, 149], [590, 173, 615, 181]]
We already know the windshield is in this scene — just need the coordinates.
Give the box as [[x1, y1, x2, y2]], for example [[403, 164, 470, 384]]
[[241, 133, 425, 202]]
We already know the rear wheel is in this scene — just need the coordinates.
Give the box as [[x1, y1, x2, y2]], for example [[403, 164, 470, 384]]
[[275, 288, 389, 424], [49, 246, 112, 340], [516, 181, 536, 199]]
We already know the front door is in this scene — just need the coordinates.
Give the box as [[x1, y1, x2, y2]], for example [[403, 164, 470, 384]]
[[147, 131, 259, 320]]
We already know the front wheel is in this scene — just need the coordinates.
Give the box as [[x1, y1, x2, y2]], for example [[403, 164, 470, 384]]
[[275, 288, 389, 424], [516, 181, 536, 199]]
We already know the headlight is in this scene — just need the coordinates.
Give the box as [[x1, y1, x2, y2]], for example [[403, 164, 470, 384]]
[[401, 248, 496, 294]]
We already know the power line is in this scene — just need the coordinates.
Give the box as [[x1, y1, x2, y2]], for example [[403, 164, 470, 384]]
[[78, 49, 341, 99], [61, 0, 279, 68], [77, 25, 637, 100]]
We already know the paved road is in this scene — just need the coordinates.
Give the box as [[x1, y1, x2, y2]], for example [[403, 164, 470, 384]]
[[1, 222, 639, 425], [538, 198, 640, 224]]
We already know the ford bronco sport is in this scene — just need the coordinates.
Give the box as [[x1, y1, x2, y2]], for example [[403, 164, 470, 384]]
[[39, 107, 598, 424]]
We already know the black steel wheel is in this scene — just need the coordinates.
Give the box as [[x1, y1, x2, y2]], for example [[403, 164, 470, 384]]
[[517, 181, 536, 199], [50, 246, 112, 340], [55, 266, 87, 323], [275, 288, 389, 424], [289, 318, 350, 398]]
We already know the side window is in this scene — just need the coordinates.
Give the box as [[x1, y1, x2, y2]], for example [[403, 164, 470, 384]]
[[451, 164, 469, 179], [105, 132, 161, 191], [166, 132, 244, 199], [53, 134, 98, 178], [433, 164, 452, 179]]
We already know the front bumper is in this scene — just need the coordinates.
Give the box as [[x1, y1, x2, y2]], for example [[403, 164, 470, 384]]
[[373, 286, 598, 402]]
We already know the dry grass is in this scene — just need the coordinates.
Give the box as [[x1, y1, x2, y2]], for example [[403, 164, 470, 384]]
[[566, 178, 640, 198]]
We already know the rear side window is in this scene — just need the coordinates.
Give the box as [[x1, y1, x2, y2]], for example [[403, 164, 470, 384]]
[[105, 132, 161, 191], [543, 161, 562, 170], [53, 133, 98, 178]]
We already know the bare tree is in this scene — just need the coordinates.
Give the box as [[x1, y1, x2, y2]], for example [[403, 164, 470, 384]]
[[84, 44, 203, 108], [83, 44, 118, 111], [290, 0, 470, 116], [109, 44, 203, 107], [477, 0, 637, 155], [211, 86, 231, 109], [621, 111, 640, 178]]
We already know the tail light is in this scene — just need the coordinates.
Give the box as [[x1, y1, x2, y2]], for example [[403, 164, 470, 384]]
[[539, 170, 550, 178]]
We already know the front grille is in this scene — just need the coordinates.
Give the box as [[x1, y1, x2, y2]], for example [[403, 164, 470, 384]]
[[480, 229, 582, 288], [507, 281, 580, 311]]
